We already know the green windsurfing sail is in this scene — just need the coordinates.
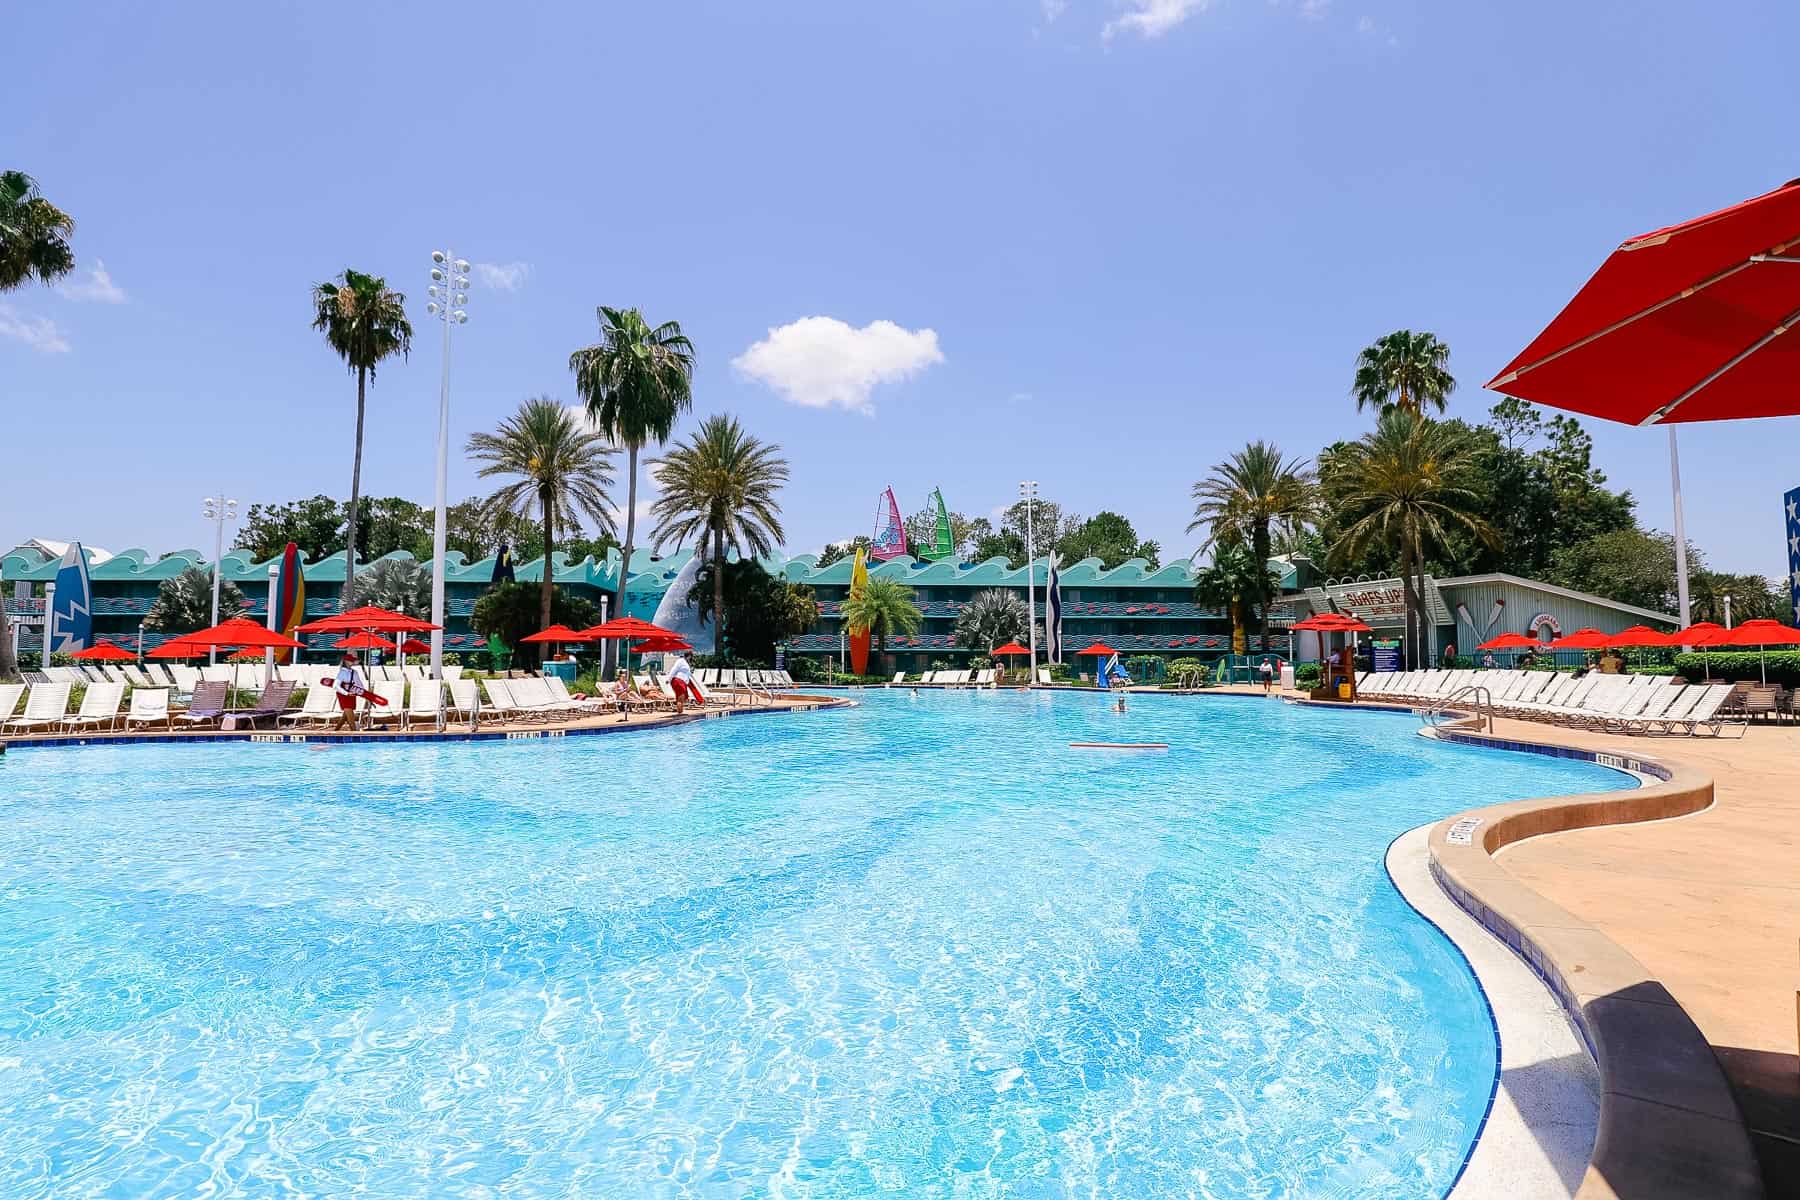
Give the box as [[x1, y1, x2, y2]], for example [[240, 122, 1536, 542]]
[[920, 487, 955, 560]]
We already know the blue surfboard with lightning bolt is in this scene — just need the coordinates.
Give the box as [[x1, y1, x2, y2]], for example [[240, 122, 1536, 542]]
[[48, 542, 93, 653]]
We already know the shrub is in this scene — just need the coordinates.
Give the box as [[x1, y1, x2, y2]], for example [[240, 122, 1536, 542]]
[[1295, 662, 1322, 687], [1166, 657, 1206, 679], [1673, 650, 1800, 687]]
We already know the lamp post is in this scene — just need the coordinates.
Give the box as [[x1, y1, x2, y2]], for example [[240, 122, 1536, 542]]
[[202, 493, 238, 665], [1020, 480, 1038, 683], [425, 250, 471, 729]]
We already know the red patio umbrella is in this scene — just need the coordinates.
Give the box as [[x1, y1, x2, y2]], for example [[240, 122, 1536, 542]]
[[297, 605, 440, 633], [399, 637, 430, 655], [71, 641, 135, 662], [1710, 619, 1800, 683], [1549, 628, 1611, 651], [175, 617, 306, 651], [149, 637, 209, 659], [1487, 180, 1800, 626], [632, 636, 693, 654], [1075, 642, 1119, 656], [579, 616, 677, 678], [333, 631, 397, 651], [989, 641, 1030, 657], [1476, 632, 1539, 651], [520, 624, 590, 646], [1604, 625, 1676, 649]]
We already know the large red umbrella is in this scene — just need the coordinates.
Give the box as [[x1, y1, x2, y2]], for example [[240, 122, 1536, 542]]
[[297, 606, 439, 634], [990, 641, 1030, 656], [579, 616, 676, 678], [1477, 632, 1539, 651], [1549, 628, 1611, 651], [1075, 642, 1119, 657], [175, 617, 306, 650], [1711, 619, 1800, 683], [520, 624, 591, 645], [632, 636, 693, 654], [71, 641, 135, 662], [1486, 180, 1800, 628], [1605, 625, 1676, 649], [333, 631, 398, 651], [149, 637, 210, 659]]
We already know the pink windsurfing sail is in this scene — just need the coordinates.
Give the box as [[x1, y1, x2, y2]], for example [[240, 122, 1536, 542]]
[[871, 487, 906, 560]]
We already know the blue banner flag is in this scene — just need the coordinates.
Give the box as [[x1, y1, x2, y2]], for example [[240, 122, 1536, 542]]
[[1785, 486, 1800, 624]]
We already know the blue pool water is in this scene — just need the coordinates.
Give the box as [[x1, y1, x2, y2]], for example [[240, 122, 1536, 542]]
[[0, 691, 1629, 1199]]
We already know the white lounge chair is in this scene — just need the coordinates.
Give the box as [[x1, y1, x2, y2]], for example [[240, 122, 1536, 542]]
[[480, 678, 525, 723], [121, 665, 152, 688], [510, 676, 576, 721], [448, 678, 481, 720], [280, 686, 339, 728], [62, 681, 127, 732], [201, 665, 232, 684], [169, 665, 201, 694], [364, 680, 406, 725], [545, 675, 612, 715], [0, 683, 24, 726], [5, 682, 72, 732], [442, 664, 464, 681], [403, 680, 444, 729], [1036, 668, 1052, 685], [125, 687, 173, 732], [144, 664, 174, 688]]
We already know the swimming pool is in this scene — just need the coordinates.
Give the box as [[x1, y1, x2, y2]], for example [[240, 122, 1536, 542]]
[[0, 691, 1629, 1198]]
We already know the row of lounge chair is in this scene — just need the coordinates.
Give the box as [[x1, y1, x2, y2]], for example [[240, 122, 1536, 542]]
[[28, 662, 467, 694], [887, 669, 1059, 686], [0, 680, 297, 734], [1360, 669, 1743, 736]]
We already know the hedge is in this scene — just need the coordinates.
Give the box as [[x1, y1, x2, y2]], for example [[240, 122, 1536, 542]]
[[1673, 651, 1800, 687]]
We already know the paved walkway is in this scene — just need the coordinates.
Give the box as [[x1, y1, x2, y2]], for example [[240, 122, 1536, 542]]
[[1463, 716, 1799, 1194]]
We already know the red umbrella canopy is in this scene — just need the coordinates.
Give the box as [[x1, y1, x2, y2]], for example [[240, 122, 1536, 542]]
[[1549, 628, 1611, 650], [399, 638, 430, 654], [334, 631, 397, 651], [1076, 642, 1119, 657], [71, 640, 135, 661], [1294, 613, 1374, 633], [989, 641, 1030, 657], [1477, 632, 1540, 651], [1488, 180, 1800, 426], [578, 616, 673, 641], [632, 637, 693, 653], [176, 617, 306, 650], [297, 606, 439, 634], [1713, 619, 1800, 647], [1604, 625, 1676, 648], [149, 637, 209, 659], [520, 624, 591, 644], [1674, 621, 1728, 646]]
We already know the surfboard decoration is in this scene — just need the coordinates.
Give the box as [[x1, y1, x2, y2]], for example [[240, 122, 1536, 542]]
[[273, 542, 306, 663], [870, 487, 905, 562], [847, 546, 872, 676], [918, 487, 954, 561], [1045, 553, 1063, 663], [47, 542, 93, 654]]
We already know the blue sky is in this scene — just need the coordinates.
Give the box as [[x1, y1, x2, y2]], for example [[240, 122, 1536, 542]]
[[6, 0, 1799, 575]]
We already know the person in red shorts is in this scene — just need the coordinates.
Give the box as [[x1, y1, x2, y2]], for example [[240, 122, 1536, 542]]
[[664, 653, 704, 713], [332, 651, 368, 731]]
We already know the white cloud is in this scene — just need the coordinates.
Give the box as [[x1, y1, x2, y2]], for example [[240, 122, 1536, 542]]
[[1356, 14, 1375, 32], [473, 261, 530, 292], [0, 303, 71, 353], [1299, 0, 1330, 19], [1103, 0, 1213, 40], [1041, 0, 1069, 22], [55, 259, 126, 304], [732, 316, 944, 415]]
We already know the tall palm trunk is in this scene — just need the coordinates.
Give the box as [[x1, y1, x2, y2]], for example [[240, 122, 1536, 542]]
[[712, 522, 726, 658], [539, 484, 556, 661], [342, 366, 367, 607], [1250, 520, 1271, 639], [1398, 534, 1419, 668], [0, 604, 15, 679], [611, 440, 640, 675]]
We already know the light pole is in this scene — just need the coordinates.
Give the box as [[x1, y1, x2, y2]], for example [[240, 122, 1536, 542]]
[[425, 250, 470, 729], [1020, 480, 1038, 683], [202, 493, 238, 665]]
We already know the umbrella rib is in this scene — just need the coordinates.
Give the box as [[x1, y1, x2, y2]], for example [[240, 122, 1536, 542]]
[[1641, 303, 1800, 425], [1488, 254, 1771, 388]]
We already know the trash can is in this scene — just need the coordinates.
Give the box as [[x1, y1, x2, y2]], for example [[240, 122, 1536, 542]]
[[1279, 663, 1296, 691], [543, 658, 577, 684]]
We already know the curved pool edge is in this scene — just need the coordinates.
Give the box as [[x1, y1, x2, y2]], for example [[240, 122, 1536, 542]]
[[1383, 824, 1598, 1200], [1411, 718, 1764, 1199]]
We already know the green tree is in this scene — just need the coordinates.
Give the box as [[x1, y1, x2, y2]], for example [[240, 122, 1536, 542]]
[[953, 589, 1030, 651], [357, 558, 431, 618], [569, 306, 696, 663], [1056, 511, 1161, 569], [359, 497, 434, 561], [1352, 330, 1455, 417], [466, 396, 619, 634], [311, 269, 413, 605], [649, 414, 788, 656], [685, 560, 815, 664], [903, 503, 981, 559], [145, 566, 246, 633], [445, 498, 543, 563], [235, 495, 348, 562], [1188, 442, 1313, 640], [1547, 527, 1700, 614], [999, 497, 1080, 562], [1329, 412, 1496, 665], [840, 577, 923, 659], [0, 170, 75, 290], [969, 522, 1027, 566], [1691, 570, 1786, 626], [1193, 541, 1278, 656], [815, 536, 870, 569], [471, 581, 601, 660]]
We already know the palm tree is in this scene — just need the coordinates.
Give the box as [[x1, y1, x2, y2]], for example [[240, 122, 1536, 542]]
[[0, 171, 75, 291], [311, 269, 413, 606], [1193, 541, 1279, 656], [1188, 441, 1313, 640], [358, 558, 432, 619], [953, 589, 1029, 652], [1352, 330, 1456, 417], [569, 306, 696, 663], [1329, 411, 1496, 665], [840, 578, 923, 660], [145, 566, 247, 633], [648, 414, 788, 656], [466, 397, 619, 635]]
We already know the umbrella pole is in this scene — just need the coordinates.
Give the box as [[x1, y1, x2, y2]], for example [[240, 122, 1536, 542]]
[[1669, 428, 1692, 629]]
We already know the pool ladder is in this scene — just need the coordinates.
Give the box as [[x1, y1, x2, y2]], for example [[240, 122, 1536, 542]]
[[1420, 685, 1495, 734]]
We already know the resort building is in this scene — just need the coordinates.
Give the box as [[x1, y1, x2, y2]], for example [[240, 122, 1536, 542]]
[[3, 541, 1671, 669]]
